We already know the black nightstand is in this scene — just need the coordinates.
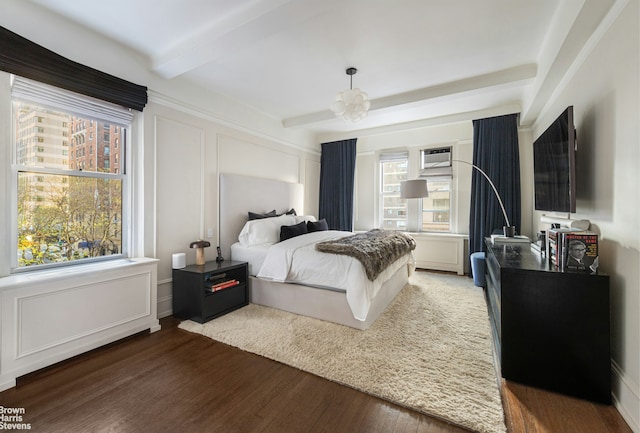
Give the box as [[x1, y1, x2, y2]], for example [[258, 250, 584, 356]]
[[172, 260, 249, 323]]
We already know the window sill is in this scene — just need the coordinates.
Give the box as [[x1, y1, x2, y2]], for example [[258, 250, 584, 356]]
[[0, 257, 159, 290], [406, 232, 468, 239]]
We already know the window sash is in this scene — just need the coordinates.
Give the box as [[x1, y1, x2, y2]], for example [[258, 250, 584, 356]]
[[379, 149, 455, 233], [11, 78, 130, 272], [421, 177, 452, 232], [379, 155, 408, 230]]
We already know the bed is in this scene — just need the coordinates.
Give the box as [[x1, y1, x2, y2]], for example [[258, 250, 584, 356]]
[[219, 173, 414, 330]]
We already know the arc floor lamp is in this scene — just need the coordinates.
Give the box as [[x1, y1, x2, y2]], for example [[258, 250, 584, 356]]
[[400, 160, 515, 237]]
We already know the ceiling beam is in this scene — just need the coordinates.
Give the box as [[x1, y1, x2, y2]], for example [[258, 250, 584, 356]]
[[315, 104, 523, 143], [283, 64, 537, 128], [520, 0, 618, 125], [151, 0, 323, 79]]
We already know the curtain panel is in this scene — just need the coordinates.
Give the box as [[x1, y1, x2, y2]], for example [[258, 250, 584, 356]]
[[469, 113, 521, 254], [319, 139, 357, 231], [0, 26, 147, 111]]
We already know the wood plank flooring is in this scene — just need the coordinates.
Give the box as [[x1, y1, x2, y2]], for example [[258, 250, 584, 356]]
[[0, 316, 632, 433]]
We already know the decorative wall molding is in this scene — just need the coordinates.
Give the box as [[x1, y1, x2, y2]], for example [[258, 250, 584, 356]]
[[612, 359, 639, 432], [148, 90, 319, 155]]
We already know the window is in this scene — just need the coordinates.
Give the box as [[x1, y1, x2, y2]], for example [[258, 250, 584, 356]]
[[421, 178, 452, 232], [420, 147, 452, 232], [379, 152, 408, 230], [11, 76, 132, 270], [379, 149, 454, 232]]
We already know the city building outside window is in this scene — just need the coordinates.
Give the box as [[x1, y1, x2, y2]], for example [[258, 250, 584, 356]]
[[421, 177, 452, 232], [379, 152, 408, 230]]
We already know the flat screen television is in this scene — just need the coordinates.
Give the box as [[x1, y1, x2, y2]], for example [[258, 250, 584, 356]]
[[533, 105, 576, 213]]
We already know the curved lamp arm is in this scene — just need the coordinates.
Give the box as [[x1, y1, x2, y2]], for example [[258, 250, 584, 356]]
[[452, 159, 511, 229]]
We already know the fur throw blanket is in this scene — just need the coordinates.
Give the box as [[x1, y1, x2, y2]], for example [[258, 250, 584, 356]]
[[316, 229, 416, 281]]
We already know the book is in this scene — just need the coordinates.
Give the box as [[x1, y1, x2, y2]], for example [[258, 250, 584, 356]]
[[207, 273, 226, 282], [209, 279, 239, 292], [562, 232, 599, 273], [546, 228, 580, 269]]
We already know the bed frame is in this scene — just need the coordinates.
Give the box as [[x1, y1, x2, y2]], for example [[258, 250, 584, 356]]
[[219, 173, 409, 330]]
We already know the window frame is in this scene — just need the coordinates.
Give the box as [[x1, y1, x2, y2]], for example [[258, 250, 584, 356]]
[[420, 175, 453, 232], [419, 146, 454, 233], [9, 77, 132, 273], [378, 147, 458, 233], [379, 151, 409, 231]]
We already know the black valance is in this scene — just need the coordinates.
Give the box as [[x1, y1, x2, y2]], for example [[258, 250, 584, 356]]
[[1, 26, 147, 111]]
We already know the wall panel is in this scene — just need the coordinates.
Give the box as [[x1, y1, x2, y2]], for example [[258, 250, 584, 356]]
[[155, 116, 204, 280], [218, 134, 300, 184]]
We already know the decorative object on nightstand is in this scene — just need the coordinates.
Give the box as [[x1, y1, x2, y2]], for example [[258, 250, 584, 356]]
[[215, 245, 224, 263], [189, 239, 211, 265], [172, 260, 248, 323], [171, 252, 186, 269]]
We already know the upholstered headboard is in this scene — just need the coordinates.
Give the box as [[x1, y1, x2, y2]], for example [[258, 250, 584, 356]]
[[219, 173, 304, 260]]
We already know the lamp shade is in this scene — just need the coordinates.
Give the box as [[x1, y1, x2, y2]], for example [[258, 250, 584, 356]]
[[330, 67, 370, 122], [400, 179, 429, 199]]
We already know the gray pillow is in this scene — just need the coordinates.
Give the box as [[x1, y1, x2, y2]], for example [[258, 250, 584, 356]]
[[280, 221, 308, 241]]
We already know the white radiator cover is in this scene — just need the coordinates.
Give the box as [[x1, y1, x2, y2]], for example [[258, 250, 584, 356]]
[[411, 233, 467, 275], [0, 258, 160, 391]]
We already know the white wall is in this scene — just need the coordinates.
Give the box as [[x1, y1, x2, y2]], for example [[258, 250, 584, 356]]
[[530, 0, 639, 429], [143, 102, 320, 318]]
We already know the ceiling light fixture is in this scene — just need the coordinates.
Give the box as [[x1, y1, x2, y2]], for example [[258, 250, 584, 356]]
[[330, 67, 371, 122]]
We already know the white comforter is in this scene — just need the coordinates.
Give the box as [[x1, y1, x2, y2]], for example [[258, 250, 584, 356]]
[[256, 230, 411, 321]]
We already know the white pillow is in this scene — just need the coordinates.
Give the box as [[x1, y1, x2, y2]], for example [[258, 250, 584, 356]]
[[294, 215, 317, 224], [238, 214, 297, 246]]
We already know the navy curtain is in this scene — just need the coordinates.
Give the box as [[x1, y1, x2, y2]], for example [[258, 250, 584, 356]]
[[469, 114, 521, 254], [319, 139, 357, 231]]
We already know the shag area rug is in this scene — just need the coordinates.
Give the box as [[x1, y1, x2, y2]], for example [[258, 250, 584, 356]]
[[179, 271, 506, 433]]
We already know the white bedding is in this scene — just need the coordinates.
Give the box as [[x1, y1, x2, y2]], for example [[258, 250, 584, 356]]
[[256, 230, 412, 321], [230, 243, 270, 276]]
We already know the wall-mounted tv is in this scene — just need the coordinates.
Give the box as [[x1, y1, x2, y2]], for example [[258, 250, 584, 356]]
[[533, 105, 577, 213]]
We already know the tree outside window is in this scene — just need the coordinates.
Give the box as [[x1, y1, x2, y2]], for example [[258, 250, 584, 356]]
[[14, 102, 126, 268]]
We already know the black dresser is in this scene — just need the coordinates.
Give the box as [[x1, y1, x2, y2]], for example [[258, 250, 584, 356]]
[[484, 238, 611, 404]]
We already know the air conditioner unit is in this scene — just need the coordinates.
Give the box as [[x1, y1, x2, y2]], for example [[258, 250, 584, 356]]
[[420, 147, 452, 177]]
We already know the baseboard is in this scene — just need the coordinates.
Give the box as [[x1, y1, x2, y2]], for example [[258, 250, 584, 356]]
[[157, 295, 173, 319], [612, 360, 639, 432]]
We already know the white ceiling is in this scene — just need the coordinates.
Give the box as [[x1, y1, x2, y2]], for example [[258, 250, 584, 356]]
[[13, 0, 617, 136]]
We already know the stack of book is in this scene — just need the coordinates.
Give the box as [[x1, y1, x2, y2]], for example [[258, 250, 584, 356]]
[[547, 229, 599, 273]]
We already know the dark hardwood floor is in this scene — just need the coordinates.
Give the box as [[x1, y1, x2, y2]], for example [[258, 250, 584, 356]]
[[0, 316, 632, 433]]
